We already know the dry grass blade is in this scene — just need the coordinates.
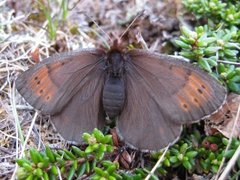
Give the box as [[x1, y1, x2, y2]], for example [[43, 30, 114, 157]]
[[218, 103, 240, 180], [145, 145, 170, 180], [11, 112, 38, 179], [214, 101, 240, 180]]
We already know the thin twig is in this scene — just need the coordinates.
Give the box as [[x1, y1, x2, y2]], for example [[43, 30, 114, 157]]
[[217, 60, 240, 66]]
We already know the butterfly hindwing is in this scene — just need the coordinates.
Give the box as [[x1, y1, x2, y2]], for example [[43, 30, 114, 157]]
[[51, 70, 106, 143], [117, 67, 183, 151]]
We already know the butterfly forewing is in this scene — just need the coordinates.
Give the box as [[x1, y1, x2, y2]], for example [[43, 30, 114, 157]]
[[16, 49, 105, 115], [16, 49, 107, 142], [129, 50, 226, 123]]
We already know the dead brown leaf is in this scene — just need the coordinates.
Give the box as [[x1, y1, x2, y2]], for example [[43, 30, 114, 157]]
[[205, 93, 240, 138]]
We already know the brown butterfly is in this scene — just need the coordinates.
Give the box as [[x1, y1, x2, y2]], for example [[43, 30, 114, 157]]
[[16, 40, 227, 151]]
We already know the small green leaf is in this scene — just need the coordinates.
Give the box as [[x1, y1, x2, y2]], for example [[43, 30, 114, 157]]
[[94, 167, 106, 176], [37, 162, 45, 168], [224, 49, 238, 57], [99, 144, 107, 152], [106, 145, 114, 152], [109, 175, 118, 180], [26, 174, 34, 180], [112, 172, 123, 179], [85, 146, 94, 154], [45, 146, 55, 163], [86, 161, 90, 173], [63, 149, 76, 160], [222, 138, 229, 145], [180, 143, 189, 154], [211, 165, 219, 173], [206, 58, 217, 67], [185, 151, 198, 158], [22, 163, 33, 171], [102, 160, 114, 167], [93, 128, 105, 142], [34, 168, 43, 177], [208, 152, 216, 160], [30, 149, 41, 164], [203, 37, 216, 44], [169, 156, 178, 163], [16, 168, 28, 179], [217, 63, 226, 74], [198, 59, 212, 72], [72, 146, 86, 157], [56, 157, 65, 166], [43, 172, 49, 180], [92, 144, 99, 151], [67, 165, 76, 180], [196, 40, 207, 47], [73, 160, 78, 170], [102, 135, 113, 144], [82, 133, 91, 142], [237, 157, 240, 169], [180, 26, 191, 37], [183, 160, 192, 170], [50, 165, 58, 175], [227, 81, 240, 92], [224, 42, 239, 49], [204, 46, 221, 55], [59, 150, 71, 160], [76, 163, 86, 177], [163, 158, 170, 167], [175, 40, 192, 49], [180, 51, 195, 59], [235, 67, 240, 74], [226, 70, 236, 79], [106, 165, 117, 174], [229, 75, 240, 83], [224, 149, 235, 158], [16, 158, 30, 167]]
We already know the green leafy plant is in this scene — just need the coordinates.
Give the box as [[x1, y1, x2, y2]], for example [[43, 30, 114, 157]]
[[148, 128, 240, 178], [38, 0, 69, 40], [175, 25, 240, 93], [16, 128, 114, 179], [183, 0, 240, 27], [178, 0, 240, 93]]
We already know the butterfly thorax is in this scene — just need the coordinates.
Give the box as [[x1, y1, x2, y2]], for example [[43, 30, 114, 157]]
[[102, 50, 126, 119]]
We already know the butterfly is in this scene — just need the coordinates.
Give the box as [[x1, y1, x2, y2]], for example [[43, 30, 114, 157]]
[[16, 40, 227, 151]]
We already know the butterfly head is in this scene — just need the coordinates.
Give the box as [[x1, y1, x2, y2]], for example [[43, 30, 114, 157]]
[[102, 38, 125, 77], [106, 48, 125, 78]]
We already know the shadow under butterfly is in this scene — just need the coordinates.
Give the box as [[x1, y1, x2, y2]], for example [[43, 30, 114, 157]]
[[16, 40, 227, 151]]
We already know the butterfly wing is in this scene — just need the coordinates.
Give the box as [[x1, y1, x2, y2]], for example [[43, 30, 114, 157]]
[[16, 49, 106, 143], [117, 49, 226, 151], [51, 69, 105, 143], [16, 49, 105, 115]]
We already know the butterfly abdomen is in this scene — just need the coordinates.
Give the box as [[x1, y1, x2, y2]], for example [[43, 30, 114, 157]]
[[103, 76, 125, 119]]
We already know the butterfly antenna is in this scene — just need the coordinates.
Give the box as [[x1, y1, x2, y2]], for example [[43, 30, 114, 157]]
[[119, 10, 145, 40], [80, 11, 112, 42]]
